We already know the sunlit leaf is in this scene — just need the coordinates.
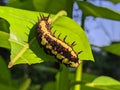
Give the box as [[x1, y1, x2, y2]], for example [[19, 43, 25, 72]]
[[0, 6, 43, 68], [0, 31, 10, 49], [86, 76, 120, 90], [52, 15, 94, 61], [0, 6, 93, 68]]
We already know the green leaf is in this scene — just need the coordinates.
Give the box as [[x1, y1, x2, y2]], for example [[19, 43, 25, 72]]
[[0, 6, 93, 68], [8, 0, 74, 17], [0, 56, 12, 85], [7, 0, 35, 11], [0, 31, 10, 49], [69, 73, 99, 90], [0, 18, 10, 33], [0, 84, 17, 90], [110, 0, 120, 4], [86, 76, 120, 90], [0, 6, 43, 68], [0, 57, 19, 90], [82, 73, 97, 83], [81, 74, 100, 90], [56, 65, 69, 90], [0, 18, 10, 49], [43, 82, 56, 90], [52, 15, 94, 61], [33, 0, 74, 17], [77, 1, 120, 21], [101, 43, 120, 56]]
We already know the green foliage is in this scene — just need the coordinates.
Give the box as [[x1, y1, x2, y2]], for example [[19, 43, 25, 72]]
[[0, 19, 10, 49], [101, 43, 120, 56], [0, 0, 120, 90], [110, 0, 120, 4], [43, 82, 56, 90], [81, 74, 100, 90], [0, 31, 10, 49], [0, 56, 12, 85], [0, 57, 31, 90], [0, 6, 93, 68], [56, 65, 69, 90], [77, 1, 120, 21], [86, 76, 120, 90], [7, 0, 74, 17]]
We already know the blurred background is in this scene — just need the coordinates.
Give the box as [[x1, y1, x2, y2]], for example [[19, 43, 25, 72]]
[[72, 0, 120, 80], [0, 0, 120, 90]]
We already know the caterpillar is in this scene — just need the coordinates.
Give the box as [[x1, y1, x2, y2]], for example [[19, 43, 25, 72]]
[[36, 15, 81, 67]]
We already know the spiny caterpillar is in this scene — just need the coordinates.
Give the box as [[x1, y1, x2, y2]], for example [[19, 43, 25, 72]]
[[36, 15, 81, 67]]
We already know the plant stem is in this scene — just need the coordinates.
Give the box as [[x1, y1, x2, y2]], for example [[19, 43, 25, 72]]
[[74, 62, 83, 90], [74, 0, 86, 89], [81, 13, 85, 29]]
